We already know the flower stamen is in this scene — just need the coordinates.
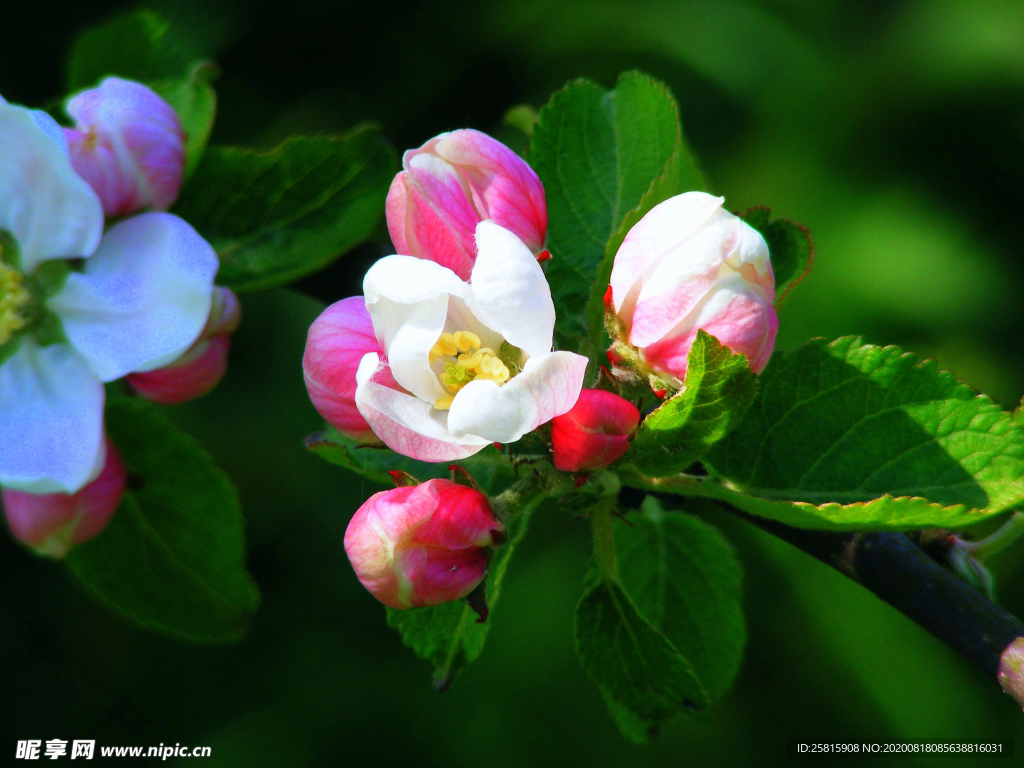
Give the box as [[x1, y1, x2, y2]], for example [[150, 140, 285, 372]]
[[0, 252, 30, 347], [430, 329, 512, 409]]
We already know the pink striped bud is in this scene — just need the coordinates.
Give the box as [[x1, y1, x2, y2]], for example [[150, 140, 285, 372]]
[[609, 192, 778, 384], [551, 389, 640, 472], [386, 129, 547, 280], [345, 478, 501, 609], [303, 296, 387, 444], [3, 436, 126, 558], [64, 77, 186, 217], [127, 286, 240, 405]]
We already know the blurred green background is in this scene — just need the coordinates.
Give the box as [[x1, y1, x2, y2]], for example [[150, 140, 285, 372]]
[[4, 0, 1024, 764]]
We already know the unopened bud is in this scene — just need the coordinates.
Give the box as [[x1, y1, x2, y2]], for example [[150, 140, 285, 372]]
[[64, 77, 186, 217], [344, 478, 501, 609], [3, 436, 126, 558], [386, 129, 547, 280], [551, 389, 640, 472]]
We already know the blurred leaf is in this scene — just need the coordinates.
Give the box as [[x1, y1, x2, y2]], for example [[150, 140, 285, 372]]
[[173, 130, 397, 291], [574, 578, 710, 728], [305, 426, 515, 494], [527, 71, 704, 357], [66, 399, 259, 643], [740, 207, 813, 305], [618, 498, 744, 700], [152, 63, 218, 179], [67, 10, 186, 91], [1015, 398, 1023, 426], [504, 104, 539, 138], [627, 330, 757, 476], [699, 337, 1024, 527], [386, 493, 538, 689]]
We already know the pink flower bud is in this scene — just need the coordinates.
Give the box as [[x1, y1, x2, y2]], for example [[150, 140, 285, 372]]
[[127, 287, 240, 405], [609, 192, 778, 383], [64, 77, 186, 217], [386, 129, 547, 280], [303, 296, 388, 444], [551, 389, 640, 472], [3, 436, 126, 558], [344, 478, 501, 609]]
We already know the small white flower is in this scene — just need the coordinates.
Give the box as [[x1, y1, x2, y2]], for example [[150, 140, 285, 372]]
[[355, 221, 587, 461], [0, 98, 217, 494]]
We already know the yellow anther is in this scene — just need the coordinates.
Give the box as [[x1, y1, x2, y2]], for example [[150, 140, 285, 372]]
[[434, 395, 454, 411], [452, 330, 480, 352], [0, 261, 30, 347]]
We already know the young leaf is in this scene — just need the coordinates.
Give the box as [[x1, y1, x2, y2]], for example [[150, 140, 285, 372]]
[[152, 63, 218, 179], [527, 71, 704, 357], [305, 426, 515, 493], [65, 399, 259, 643], [627, 330, 757, 475], [574, 578, 710, 725], [172, 130, 397, 291], [67, 10, 186, 91], [616, 498, 745, 701], [700, 337, 1024, 527], [385, 494, 538, 689], [739, 207, 813, 305]]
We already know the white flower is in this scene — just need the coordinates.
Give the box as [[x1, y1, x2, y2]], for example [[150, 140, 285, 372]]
[[0, 98, 217, 494], [355, 221, 587, 461]]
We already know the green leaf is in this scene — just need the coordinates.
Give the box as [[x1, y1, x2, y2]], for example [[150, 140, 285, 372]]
[[305, 426, 515, 494], [616, 498, 744, 700], [697, 337, 1024, 528], [65, 399, 259, 643], [172, 130, 397, 291], [739, 207, 813, 305], [152, 63, 218, 179], [627, 330, 757, 475], [386, 492, 539, 689], [527, 71, 704, 357], [67, 10, 186, 91], [574, 578, 710, 727], [1014, 398, 1023, 427]]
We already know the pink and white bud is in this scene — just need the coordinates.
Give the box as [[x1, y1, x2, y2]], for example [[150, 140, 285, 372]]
[[344, 478, 501, 609], [551, 389, 640, 472], [64, 77, 186, 218], [386, 129, 547, 280], [609, 192, 778, 384], [127, 287, 240, 405], [3, 436, 126, 558], [303, 296, 388, 444]]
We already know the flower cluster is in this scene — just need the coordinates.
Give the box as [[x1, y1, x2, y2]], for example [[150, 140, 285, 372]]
[[0, 79, 238, 557], [304, 129, 778, 609]]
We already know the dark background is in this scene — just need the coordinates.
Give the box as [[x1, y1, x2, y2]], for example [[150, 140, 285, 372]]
[[3, 0, 1024, 765]]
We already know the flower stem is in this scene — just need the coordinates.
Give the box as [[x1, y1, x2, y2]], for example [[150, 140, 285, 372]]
[[591, 495, 619, 581], [961, 511, 1024, 562]]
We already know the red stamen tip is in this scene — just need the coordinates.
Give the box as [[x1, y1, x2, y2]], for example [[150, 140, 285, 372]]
[[535, 249, 552, 262], [653, 389, 667, 399]]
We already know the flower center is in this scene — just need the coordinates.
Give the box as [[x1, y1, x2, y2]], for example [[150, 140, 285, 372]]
[[429, 330, 511, 410], [0, 248, 30, 347]]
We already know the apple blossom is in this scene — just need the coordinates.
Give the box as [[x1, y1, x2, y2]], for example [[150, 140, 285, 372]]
[[551, 389, 640, 473], [303, 296, 386, 444], [127, 286, 241, 405], [352, 221, 587, 462], [609, 191, 778, 384], [64, 77, 186, 218], [0, 97, 218, 495], [3, 436, 126, 558], [386, 129, 547, 280], [345, 478, 501, 609]]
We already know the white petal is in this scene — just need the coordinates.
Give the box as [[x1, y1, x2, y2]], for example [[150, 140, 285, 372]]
[[30, 110, 71, 157], [446, 351, 587, 443], [0, 340, 105, 494], [468, 221, 555, 358], [355, 353, 488, 461], [610, 192, 724, 314], [48, 213, 217, 382], [363, 255, 468, 403], [0, 101, 102, 271]]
